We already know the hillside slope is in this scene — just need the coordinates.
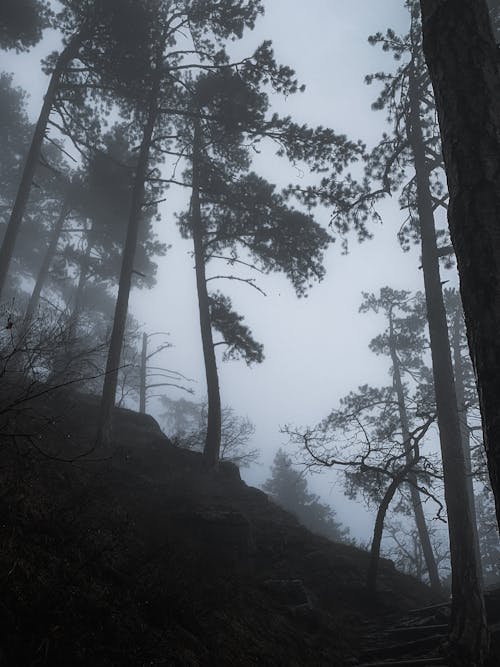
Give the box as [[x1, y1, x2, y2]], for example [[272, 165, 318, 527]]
[[0, 388, 442, 666]]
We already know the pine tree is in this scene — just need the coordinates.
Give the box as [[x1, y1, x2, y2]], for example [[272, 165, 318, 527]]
[[175, 65, 353, 466], [263, 449, 348, 543], [286, 288, 440, 591], [419, 0, 500, 579], [361, 287, 441, 592], [0, 0, 51, 51], [96, 1, 266, 445], [291, 2, 486, 655]]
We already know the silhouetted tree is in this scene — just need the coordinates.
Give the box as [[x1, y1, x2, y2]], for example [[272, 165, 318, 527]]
[[160, 396, 259, 467], [263, 449, 349, 543], [419, 0, 500, 575], [96, 0, 266, 445], [286, 288, 440, 592], [361, 287, 442, 592], [294, 3, 487, 655], [177, 66, 350, 466]]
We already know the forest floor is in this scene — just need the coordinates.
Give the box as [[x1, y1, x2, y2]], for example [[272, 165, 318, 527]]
[[0, 384, 487, 666]]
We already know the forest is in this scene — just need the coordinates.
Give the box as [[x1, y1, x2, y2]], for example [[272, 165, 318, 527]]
[[2, 0, 500, 665]]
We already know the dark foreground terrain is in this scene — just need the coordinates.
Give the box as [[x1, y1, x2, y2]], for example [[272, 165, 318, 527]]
[[0, 387, 449, 666]]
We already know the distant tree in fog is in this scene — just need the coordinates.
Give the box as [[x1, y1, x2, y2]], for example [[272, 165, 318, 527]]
[[383, 518, 449, 586], [0, 74, 31, 214], [263, 449, 349, 543], [0, 0, 94, 299], [285, 287, 442, 592], [360, 287, 442, 592], [0, 75, 75, 300], [63, 128, 165, 333], [160, 396, 259, 468]]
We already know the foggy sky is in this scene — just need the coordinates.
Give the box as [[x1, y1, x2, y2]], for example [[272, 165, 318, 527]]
[[2, 1, 455, 542]]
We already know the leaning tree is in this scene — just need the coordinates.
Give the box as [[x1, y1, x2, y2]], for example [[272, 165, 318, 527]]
[[171, 64, 360, 466], [286, 287, 441, 592]]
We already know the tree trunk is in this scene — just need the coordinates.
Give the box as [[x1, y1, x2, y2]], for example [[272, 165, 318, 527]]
[[68, 230, 93, 335], [23, 195, 71, 330], [419, 0, 500, 542], [367, 474, 402, 593], [451, 302, 484, 586], [191, 118, 222, 468], [96, 61, 162, 445], [0, 34, 82, 301], [388, 321, 442, 593], [407, 65, 488, 666], [139, 332, 147, 414], [49, 230, 93, 380]]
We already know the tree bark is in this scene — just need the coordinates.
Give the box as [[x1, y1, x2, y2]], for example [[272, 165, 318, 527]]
[[419, 0, 500, 541], [0, 34, 82, 301], [96, 61, 162, 445], [388, 320, 442, 593], [407, 65, 488, 666], [451, 303, 484, 586], [139, 332, 147, 414], [367, 474, 402, 593], [191, 118, 222, 468]]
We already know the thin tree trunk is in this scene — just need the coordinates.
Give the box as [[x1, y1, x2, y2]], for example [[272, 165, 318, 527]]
[[48, 231, 93, 380], [407, 66, 488, 666], [0, 34, 82, 301], [451, 302, 484, 586], [69, 230, 93, 334], [419, 0, 500, 545], [139, 332, 147, 414], [23, 195, 71, 329], [367, 474, 402, 593], [191, 118, 222, 468], [388, 320, 442, 593], [96, 61, 162, 445]]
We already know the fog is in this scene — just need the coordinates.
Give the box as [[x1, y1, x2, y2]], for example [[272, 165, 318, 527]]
[[0, 0, 458, 547]]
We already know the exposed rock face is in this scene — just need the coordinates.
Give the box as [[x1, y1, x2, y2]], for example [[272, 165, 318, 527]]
[[0, 388, 442, 666]]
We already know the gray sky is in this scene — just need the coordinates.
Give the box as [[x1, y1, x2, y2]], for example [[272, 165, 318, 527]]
[[3, 1, 455, 542]]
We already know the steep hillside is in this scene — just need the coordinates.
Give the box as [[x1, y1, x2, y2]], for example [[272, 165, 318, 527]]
[[0, 387, 442, 666]]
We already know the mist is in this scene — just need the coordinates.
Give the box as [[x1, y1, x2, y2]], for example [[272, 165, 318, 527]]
[[1, 1, 500, 665]]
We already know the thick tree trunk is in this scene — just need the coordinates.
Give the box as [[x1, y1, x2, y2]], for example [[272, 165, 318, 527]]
[[419, 0, 500, 541], [96, 63, 161, 445], [367, 474, 402, 593], [451, 304, 483, 586], [388, 323, 442, 593], [191, 119, 222, 468], [139, 332, 147, 414], [0, 34, 82, 301], [407, 66, 488, 666]]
